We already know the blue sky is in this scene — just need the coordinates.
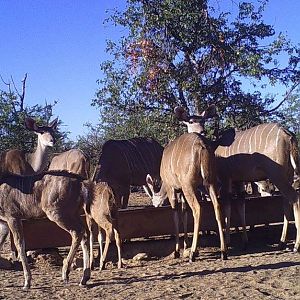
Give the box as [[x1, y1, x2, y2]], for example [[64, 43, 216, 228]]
[[0, 1, 299, 140]]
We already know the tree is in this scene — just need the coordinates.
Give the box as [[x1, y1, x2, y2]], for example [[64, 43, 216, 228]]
[[93, 0, 300, 143], [0, 74, 72, 153], [273, 88, 300, 141]]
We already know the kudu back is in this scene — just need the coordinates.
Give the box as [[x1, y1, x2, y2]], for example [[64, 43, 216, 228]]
[[49, 149, 90, 179], [93, 137, 163, 208]]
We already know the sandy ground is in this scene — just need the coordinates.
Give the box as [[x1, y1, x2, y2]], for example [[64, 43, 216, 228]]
[[0, 192, 299, 300]]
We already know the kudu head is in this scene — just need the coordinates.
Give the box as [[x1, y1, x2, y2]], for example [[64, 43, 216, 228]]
[[145, 174, 167, 207], [25, 117, 58, 148], [174, 105, 217, 134]]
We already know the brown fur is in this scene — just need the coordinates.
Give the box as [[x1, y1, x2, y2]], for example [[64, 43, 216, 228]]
[[84, 181, 122, 270], [49, 149, 90, 179], [0, 171, 90, 289]]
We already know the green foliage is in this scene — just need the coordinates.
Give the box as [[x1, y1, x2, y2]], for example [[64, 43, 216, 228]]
[[0, 76, 71, 153], [93, 0, 300, 143]]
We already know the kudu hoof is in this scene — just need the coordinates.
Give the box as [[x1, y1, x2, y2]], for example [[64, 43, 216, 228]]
[[221, 251, 228, 260], [189, 252, 196, 263], [293, 246, 300, 253], [174, 251, 180, 259], [277, 241, 287, 250], [22, 284, 30, 290]]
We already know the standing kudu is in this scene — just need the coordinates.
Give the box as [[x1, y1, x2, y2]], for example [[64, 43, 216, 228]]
[[0, 117, 58, 250], [146, 132, 228, 262], [93, 137, 163, 208], [0, 170, 90, 289], [49, 149, 90, 179], [84, 181, 122, 271], [175, 106, 300, 252]]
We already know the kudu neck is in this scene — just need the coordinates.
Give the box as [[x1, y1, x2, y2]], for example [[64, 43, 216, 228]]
[[28, 139, 50, 173]]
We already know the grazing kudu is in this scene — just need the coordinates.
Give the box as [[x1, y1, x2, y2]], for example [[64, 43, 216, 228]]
[[0, 117, 58, 250], [84, 181, 122, 271], [0, 170, 90, 289], [146, 133, 227, 262], [175, 106, 300, 252], [49, 149, 90, 179], [93, 137, 164, 208]]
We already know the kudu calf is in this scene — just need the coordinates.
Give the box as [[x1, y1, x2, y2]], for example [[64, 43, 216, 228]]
[[84, 181, 122, 271], [49, 149, 90, 179], [0, 171, 90, 289], [93, 137, 163, 208], [0, 117, 58, 250], [176, 106, 300, 252], [146, 132, 227, 262]]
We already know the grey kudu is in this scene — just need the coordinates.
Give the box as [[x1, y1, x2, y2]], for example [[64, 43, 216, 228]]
[[0, 171, 90, 289], [0, 117, 58, 250], [146, 106, 228, 262], [93, 137, 164, 208], [174, 106, 300, 252]]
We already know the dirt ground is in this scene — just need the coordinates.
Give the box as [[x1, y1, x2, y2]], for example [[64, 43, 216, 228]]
[[0, 193, 299, 300]]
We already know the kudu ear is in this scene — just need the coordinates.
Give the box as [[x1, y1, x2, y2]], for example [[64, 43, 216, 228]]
[[217, 128, 235, 147], [146, 174, 153, 186], [200, 104, 217, 119], [174, 106, 189, 121], [48, 117, 59, 130], [24, 117, 39, 132]]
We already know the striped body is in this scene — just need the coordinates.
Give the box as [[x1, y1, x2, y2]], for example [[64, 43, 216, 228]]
[[216, 123, 299, 182], [94, 137, 163, 207], [161, 133, 216, 190]]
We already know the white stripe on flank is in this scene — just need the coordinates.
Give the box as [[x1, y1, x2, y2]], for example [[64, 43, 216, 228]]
[[248, 127, 255, 153], [291, 154, 297, 171], [275, 126, 281, 152], [258, 124, 267, 149], [253, 125, 259, 151], [264, 124, 277, 151]]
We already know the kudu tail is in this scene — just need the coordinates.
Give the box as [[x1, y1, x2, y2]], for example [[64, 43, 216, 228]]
[[199, 148, 216, 187], [290, 135, 300, 176]]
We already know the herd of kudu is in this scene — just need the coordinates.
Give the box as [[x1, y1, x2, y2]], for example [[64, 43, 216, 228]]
[[0, 105, 299, 289]]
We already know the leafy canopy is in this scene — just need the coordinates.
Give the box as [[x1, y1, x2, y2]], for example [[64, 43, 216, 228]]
[[93, 0, 300, 143]]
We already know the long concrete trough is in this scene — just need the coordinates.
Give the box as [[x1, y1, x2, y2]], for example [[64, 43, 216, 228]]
[[10, 195, 291, 251]]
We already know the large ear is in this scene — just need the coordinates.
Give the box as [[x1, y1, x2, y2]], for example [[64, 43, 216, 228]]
[[174, 106, 189, 121], [146, 174, 154, 187], [201, 104, 217, 119], [24, 117, 39, 131], [217, 128, 235, 147], [48, 117, 59, 130]]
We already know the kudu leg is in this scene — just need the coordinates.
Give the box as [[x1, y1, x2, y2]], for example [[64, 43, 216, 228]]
[[181, 187, 201, 263], [0, 221, 9, 250], [208, 185, 228, 260], [113, 224, 123, 269], [100, 226, 113, 271], [80, 229, 91, 286], [292, 199, 300, 252], [49, 215, 90, 286], [181, 197, 189, 251], [270, 176, 299, 251], [6, 219, 31, 289], [86, 216, 95, 270], [172, 208, 180, 258]]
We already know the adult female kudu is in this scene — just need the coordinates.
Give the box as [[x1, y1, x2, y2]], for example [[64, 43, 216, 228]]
[[175, 106, 300, 252], [146, 132, 228, 262], [0, 170, 90, 289], [93, 137, 163, 208], [0, 117, 58, 250]]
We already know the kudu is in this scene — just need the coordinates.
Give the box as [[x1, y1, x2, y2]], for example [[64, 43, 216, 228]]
[[175, 106, 300, 252], [0, 170, 90, 289], [93, 137, 163, 208], [0, 117, 58, 250], [84, 181, 122, 271], [49, 149, 90, 179], [146, 132, 228, 262]]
